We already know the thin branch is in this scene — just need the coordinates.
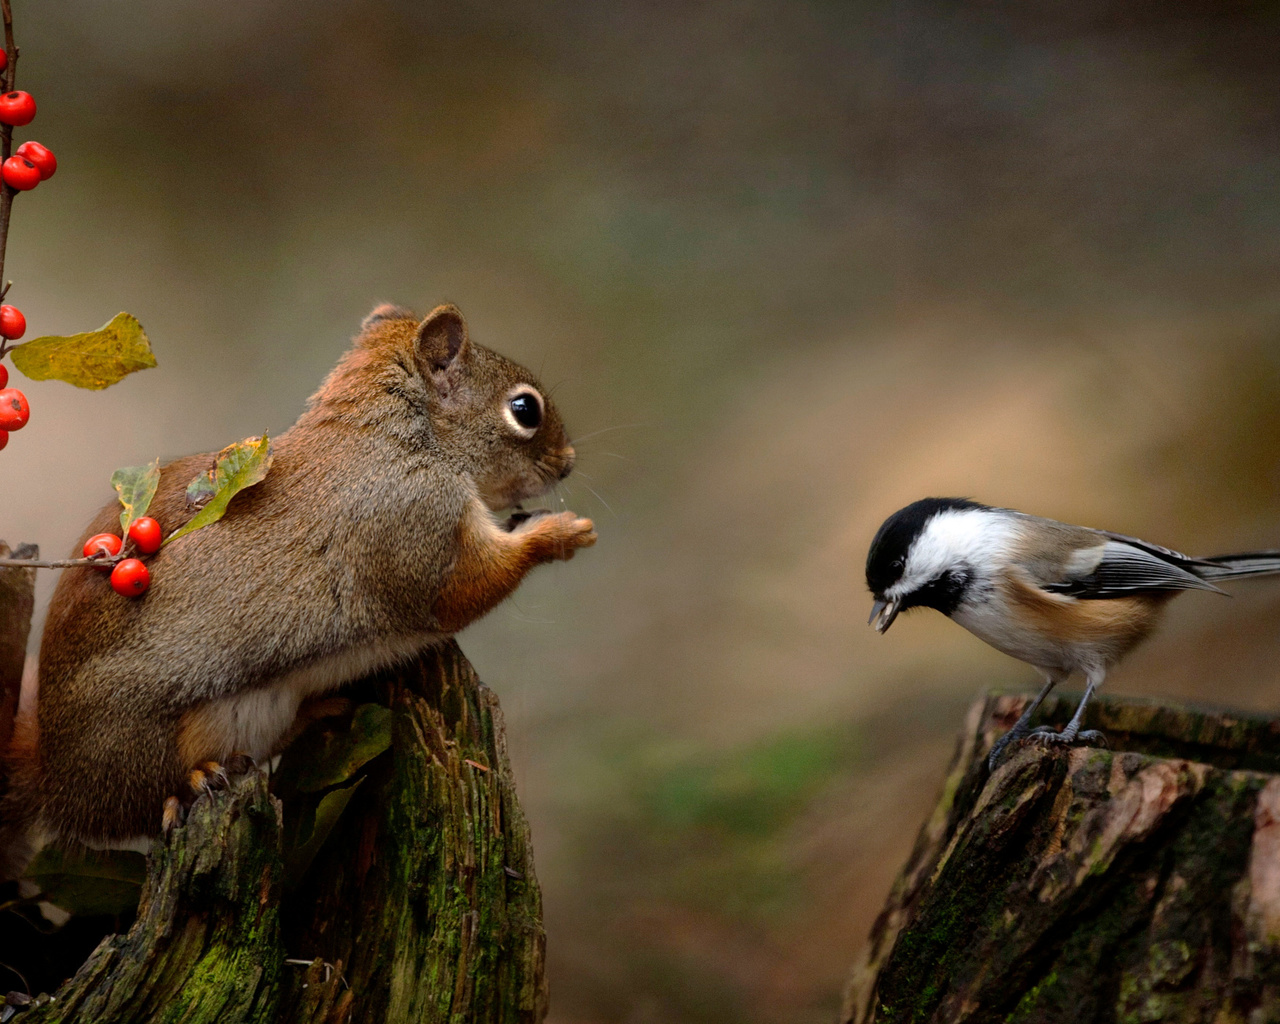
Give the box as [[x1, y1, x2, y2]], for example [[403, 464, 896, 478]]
[[0, 554, 122, 570], [0, 0, 19, 335]]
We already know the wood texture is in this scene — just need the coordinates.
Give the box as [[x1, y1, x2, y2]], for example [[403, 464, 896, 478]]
[[843, 691, 1280, 1024], [23, 770, 284, 1024], [0, 540, 35, 755], [11, 640, 546, 1024], [277, 640, 548, 1024]]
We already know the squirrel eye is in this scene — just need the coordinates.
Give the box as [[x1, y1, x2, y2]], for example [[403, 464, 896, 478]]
[[503, 388, 544, 437]]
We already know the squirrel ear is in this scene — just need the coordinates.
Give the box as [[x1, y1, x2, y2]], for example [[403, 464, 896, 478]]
[[415, 304, 471, 375], [363, 303, 416, 331]]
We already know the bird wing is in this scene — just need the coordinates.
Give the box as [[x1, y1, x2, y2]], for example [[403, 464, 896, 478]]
[[1040, 537, 1224, 598]]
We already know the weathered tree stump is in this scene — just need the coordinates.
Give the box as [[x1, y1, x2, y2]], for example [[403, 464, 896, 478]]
[[5, 640, 547, 1024], [0, 541, 36, 754], [277, 644, 548, 1024], [24, 771, 284, 1024], [842, 691, 1280, 1024]]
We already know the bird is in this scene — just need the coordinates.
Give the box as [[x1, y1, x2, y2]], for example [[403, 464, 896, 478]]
[[865, 497, 1280, 768]]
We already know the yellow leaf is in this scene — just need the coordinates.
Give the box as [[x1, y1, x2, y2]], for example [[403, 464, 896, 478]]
[[9, 312, 156, 390]]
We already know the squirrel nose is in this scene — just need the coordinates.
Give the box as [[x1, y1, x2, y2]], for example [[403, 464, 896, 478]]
[[558, 447, 576, 479]]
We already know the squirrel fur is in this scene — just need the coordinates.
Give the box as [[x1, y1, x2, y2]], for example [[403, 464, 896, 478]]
[[1, 303, 594, 872]]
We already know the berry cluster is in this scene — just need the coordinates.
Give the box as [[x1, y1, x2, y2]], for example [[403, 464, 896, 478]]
[[83, 515, 162, 596], [0, 51, 58, 451]]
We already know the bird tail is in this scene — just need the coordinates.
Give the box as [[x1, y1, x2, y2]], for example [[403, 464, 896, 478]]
[[1198, 551, 1280, 581]]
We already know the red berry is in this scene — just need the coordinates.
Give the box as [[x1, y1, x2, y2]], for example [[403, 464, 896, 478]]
[[0, 430, 7, 451], [0, 51, 9, 74], [110, 558, 150, 597], [128, 516, 163, 554], [0, 91, 36, 127], [0, 364, 7, 388], [83, 532, 123, 560], [0, 388, 27, 430], [15, 141, 54, 180], [2, 157, 39, 191], [0, 306, 24, 340]]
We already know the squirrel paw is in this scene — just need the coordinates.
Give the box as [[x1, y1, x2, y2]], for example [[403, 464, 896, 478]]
[[167, 754, 258, 831], [161, 795, 184, 833], [187, 753, 256, 797], [188, 761, 230, 795], [528, 511, 597, 561]]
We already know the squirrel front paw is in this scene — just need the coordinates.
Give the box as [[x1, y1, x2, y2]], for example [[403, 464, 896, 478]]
[[519, 510, 597, 561]]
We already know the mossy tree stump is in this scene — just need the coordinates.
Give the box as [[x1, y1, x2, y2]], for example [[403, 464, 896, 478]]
[[843, 691, 1280, 1024], [0, 541, 36, 754], [6, 640, 547, 1024]]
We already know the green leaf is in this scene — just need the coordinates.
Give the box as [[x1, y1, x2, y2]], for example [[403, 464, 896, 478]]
[[165, 434, 273, 545], [185, 468, 216, 508], [9, 312, 157, 390], [23, 847, 146, 918], [112, 459, 161, 533], [288, 703, 393, 794], [284, 778, 364, 887]]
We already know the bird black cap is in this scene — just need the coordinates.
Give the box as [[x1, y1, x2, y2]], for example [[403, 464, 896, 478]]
[[865, 497, 986, 596]]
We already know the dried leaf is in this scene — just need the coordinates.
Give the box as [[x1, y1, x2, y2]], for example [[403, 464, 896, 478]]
[[23, 847, 146, 918], [111, 459, 161, 533], [9, 312, 156, 390], [165, 434, 273, 545]]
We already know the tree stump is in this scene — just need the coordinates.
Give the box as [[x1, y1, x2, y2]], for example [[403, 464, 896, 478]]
[[0, 541, 36, 754], [5, 640, 547, 1024], [842, 691, 1280, 1024]]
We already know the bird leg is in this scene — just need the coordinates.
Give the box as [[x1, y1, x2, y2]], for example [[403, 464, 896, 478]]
[[1028, 672, 1106, 749], [987, 675, 1059, 769]]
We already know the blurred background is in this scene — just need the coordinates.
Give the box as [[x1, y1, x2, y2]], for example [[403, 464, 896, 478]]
[[4, 0, 1280, 1020]]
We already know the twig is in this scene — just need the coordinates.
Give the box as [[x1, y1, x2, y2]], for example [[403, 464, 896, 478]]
[[0, 0, 17, 363], [0, 554, 121, 570]]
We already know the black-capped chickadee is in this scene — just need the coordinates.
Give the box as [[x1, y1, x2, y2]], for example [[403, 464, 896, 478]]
[[865, 498, 1280, 767]]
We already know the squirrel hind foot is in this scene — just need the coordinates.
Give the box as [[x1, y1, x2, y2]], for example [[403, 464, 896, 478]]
[[167, 753, 257, 830], [161, 796, 184, 833], [188, 761, 230, 796], [187, 752, 258, 797], [189, 751, 260, 792]]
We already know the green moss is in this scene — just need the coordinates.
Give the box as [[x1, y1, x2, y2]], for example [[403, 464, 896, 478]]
[[1007, 969, 1058, 1022]]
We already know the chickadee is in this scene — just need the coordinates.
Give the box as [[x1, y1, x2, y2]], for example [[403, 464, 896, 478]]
[[865, 498, 1280, 767]]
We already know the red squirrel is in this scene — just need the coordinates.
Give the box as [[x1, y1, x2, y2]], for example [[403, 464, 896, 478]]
[[2, 303, 595, 873]]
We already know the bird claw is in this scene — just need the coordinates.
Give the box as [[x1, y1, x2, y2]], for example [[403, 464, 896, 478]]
[[1026, 726, 1108, 750], [988, 726, 1108, 770]]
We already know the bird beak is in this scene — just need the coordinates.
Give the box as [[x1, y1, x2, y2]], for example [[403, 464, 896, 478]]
[[868, 597, 901, 634]]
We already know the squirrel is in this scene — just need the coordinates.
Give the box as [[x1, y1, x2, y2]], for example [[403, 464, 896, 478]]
[[1, 302, 595, 874]]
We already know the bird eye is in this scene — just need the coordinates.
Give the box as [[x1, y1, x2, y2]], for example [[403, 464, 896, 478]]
[[503, 388, 544, 437]]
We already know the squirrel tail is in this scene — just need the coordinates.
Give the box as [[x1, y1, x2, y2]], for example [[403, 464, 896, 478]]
[[0, 705, 39, 881]]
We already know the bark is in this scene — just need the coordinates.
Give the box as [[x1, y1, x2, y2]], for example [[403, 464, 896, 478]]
[[842, 690, 1280, 1024], [23, 772, 284, 1024], [0, 541, 35, 754], [277, 642, 548, 1024], [9, 640, 547, 1024]]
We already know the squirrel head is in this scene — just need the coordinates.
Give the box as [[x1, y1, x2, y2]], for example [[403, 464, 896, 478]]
[[306, 303, 576, 509]]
